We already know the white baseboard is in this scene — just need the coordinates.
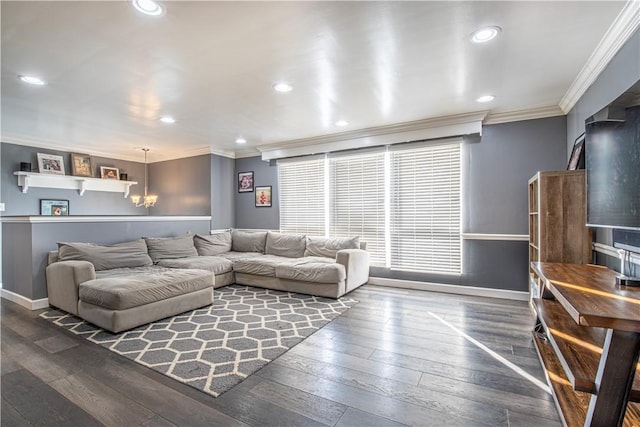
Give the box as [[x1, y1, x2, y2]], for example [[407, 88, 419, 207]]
[[1, 288, 49, 310], [367, 277, 528, 301]]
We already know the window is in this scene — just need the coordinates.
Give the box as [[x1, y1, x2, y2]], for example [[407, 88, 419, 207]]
[[278, 139, 462, 274], [390, 142, 461, 273], [329, 151, 386, 266], [278, 157, 326, 236]]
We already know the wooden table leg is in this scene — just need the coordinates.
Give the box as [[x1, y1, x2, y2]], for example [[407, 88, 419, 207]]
[[585, 329, 640, 426]]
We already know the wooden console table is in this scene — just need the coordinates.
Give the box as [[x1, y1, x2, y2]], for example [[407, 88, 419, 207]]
[[531, 262, 640, 427]]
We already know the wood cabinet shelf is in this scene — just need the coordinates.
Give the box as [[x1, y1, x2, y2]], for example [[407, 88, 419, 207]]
[[14, 172, 137, 197]]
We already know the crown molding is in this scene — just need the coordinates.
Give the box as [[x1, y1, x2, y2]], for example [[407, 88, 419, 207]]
[[257, 111, 488, 160], [234, 149, 262, 159], [150, 146, 236, 162], [483, 105, 565, 125], [559, 0, 640, 113]]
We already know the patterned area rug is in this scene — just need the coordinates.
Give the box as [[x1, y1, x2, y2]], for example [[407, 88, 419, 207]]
[[40, 285, 357, 397]]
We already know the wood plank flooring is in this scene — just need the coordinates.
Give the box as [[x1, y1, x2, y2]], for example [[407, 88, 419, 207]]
[[1, 285, 561, 426]]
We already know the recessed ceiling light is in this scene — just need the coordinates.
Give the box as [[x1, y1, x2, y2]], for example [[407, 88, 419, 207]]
[[132, 0, 163, 16], [159, 116, 175, 124], [476, 95, 495, 103], [19, 75, 46, 86], [273, 83, 293, 93], [336, 120, 349, 127], [235, 138, 247, 144], [470, 26, 501, 43]]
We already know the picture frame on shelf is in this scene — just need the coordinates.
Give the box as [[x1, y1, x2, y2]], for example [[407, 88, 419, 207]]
[[37, 153, 65, 175], [100, 166, 120, 180], [40, 199, 69, 216], [255, 186, 272, 207], [238, 171, 254, 192], [71, 153, 93, 177], [567, 133, 585, 170]]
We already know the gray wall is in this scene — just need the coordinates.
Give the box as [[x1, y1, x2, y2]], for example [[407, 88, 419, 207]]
[[211, 155, 235, 229], [1, 143, 146, 216], [2, 219, 212, 300], [234, 156, 279, 229]]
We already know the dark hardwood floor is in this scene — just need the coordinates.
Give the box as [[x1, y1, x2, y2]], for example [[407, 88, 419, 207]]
[[1, 285, 561, 426]]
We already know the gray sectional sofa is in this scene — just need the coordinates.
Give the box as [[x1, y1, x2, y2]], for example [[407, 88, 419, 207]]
[[45, 230, 370, 332]]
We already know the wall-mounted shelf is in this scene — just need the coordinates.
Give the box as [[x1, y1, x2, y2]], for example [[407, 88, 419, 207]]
[[14, 172, 137, 197]]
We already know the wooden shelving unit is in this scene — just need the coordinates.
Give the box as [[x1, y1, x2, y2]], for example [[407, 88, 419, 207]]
[[14, 171, 137, 197], [532, 262, 640, 427], [528, 170, 592, 303]]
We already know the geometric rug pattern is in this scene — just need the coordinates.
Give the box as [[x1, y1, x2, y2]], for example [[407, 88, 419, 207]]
[[40, 285, 357, 397]]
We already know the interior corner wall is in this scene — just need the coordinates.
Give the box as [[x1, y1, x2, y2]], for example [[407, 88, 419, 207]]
[[566, 28, 640, 154], [234, 156, 279, 230], [147, 154, 212, 217], [211, 154, 235, 229], [0, 142, 147, 216]]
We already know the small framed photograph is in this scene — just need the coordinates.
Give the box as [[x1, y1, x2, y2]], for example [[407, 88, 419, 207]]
[[40, 199, 69, 216], [71, 153, 93, 177], [37, 153, 65, 175], [238, 171, 254, 192], [100, 166, 120, 180], [255, 186, 272, 207], [567, 133, 585, 170]]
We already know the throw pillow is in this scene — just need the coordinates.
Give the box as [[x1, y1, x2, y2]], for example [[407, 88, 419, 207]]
[[265, 231, 306, 258], [57, 239, 153, 271]]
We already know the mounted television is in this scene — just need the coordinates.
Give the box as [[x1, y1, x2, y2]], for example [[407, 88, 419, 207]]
[[585, 104, 640, 233]]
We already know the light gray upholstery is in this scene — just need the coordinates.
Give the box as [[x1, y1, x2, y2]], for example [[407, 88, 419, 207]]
[[276, 260, 346, 283], [304, 236, 360, 258], [336, 249, 370, 292], [80, 267, 213, 310], [144, 235, 198, 262], [232, 255, 293, 277], [194, 232, 232, 256], [231, 230, 267, 253], [46, 260, 96, 314], [265, 231, 306, 258], [234, 273, 345, 299], [217, 251, 263, 261], [157, 256, 233, 275], [57, 240, 152, 271]]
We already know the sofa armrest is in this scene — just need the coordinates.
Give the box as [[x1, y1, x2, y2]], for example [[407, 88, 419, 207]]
[[336, 249, 370, 292], [46, 261, 96, 315]]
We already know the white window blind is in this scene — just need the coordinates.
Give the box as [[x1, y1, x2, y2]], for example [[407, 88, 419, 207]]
[[390, 142, 461, 274], [329, 151, 386, 266], [278, 157, 326, 236]]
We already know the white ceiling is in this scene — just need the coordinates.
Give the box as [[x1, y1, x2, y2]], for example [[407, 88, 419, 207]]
[[0, 1, 632, 162]]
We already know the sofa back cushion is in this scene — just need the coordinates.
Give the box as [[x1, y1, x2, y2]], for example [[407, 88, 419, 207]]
[[231, 230, 267, 253], [144, 235, 198, 263], [194, 231, 232, 256], [304, 236, 360, 259], [265, 231, 306, 258], [57, 239, 153, 271]]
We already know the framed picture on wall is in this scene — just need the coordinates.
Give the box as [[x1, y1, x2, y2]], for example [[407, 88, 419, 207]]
[[238, 171, 254, 192], [37, 153, 65, 175], [100, 166, 120, 180], [255, 186, 272, 207], [71, 153, 93, 177], [40, 199, 69, 216], [567, 133, 585, 170]]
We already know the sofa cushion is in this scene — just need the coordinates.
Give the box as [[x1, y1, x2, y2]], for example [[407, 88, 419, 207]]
[[276, 260, 346, 284], [231, 230, 267, 253], [232, 255, 293, 277], [81, 267, 213, 310], [157, 256, 233, 275], [144, 235, 198, 263], [57, 240, 153, 271], [304, 236, 360, 258], [194, 232, 232, 256], [217, 251, 264, 262], [265, 231, 306, 258]]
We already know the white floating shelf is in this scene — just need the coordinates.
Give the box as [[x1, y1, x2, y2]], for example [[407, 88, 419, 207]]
[[14, 172, 138, 198]]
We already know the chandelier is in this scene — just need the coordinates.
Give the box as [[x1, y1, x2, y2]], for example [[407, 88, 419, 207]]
[[131, 148, 158, 208]]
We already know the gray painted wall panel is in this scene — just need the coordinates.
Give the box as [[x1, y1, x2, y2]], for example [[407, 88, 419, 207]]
[[148, 155, 211, 216], [211, 155, 235, 229], [234, 157, 279, 229], [3, 219, 211, 300], [465, 116, 567, 234], [1, 143, 146, 216]]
